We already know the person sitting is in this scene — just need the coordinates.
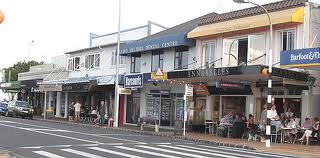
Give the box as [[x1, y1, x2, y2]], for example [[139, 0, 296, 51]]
[[302, 117, 313, 129], [232, 114, 245, 138], [247, 114, 258, 141], [270, 104, 282, 127], [259, 104, 267, 142], [285, 107, 294, 118], [283, 117, 298, 143], [299, 117, 320, 145]]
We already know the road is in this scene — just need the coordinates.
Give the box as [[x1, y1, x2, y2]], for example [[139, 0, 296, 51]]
[[0, 116, 297, 158]]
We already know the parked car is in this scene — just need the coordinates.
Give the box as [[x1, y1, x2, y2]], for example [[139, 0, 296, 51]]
[[5, 100, 33, 119], [0, 102, 8, 116]]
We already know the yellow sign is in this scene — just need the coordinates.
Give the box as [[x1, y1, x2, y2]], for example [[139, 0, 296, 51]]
[[151, 68, 168, 80], [119, 88, 132, 95]]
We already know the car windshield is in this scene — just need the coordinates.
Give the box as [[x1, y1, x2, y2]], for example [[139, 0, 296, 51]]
[[16, 101, 29, 107]]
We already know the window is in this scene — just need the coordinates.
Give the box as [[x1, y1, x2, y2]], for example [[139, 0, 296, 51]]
[[151, 50, 164, 72], [67, 57, 80, 71], [280, 30, 295, 51], [111, 51, 126, 66], [174, 46, 189, 70], [85, 54, 100, 69], [67, 58, 74, 71], [130, 53, 141, 73], [74, 57, 80, 70], [203, 42, 216, 68]]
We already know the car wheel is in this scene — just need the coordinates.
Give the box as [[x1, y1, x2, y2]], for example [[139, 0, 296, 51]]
[[5, 111, 9, 117], [12, 112, 17, 118]]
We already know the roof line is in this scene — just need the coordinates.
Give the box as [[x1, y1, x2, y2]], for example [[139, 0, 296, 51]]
[[90, 25, 149, 39]]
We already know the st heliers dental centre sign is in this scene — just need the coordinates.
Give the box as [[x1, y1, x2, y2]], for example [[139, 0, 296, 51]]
[[280, 47, 320, 67]]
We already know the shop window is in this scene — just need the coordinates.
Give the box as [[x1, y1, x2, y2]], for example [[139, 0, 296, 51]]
[[151, 50, 164, 72], [126, 92, 140, 124], [85, 54, 100, 69], [111, 51, 125, 66], [67, 58, 74, 71], [280, 30, 295, 51], [130, 53, 141, 73], [174, 46, 189, 70], [203, 42, 216, 68]]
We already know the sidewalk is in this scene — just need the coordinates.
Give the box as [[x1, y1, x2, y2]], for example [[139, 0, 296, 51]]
[[35, 117, 320, 158]]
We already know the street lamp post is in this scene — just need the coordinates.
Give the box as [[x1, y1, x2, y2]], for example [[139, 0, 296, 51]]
[[28, 40, 35, 62], [233, 0, 273, 147], [113, 0, 121, 128]]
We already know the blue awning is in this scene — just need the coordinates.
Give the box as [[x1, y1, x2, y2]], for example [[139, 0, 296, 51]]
[[120, 32, 195, 55], [280, 47, 320, 68]]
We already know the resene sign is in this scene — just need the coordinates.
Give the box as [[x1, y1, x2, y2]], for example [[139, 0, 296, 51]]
[[124, 74, 143, 88], [280, 47, 320, 67]]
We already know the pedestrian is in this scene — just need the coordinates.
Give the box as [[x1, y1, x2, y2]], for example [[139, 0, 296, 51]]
[[74, 101, 81, 122], [68, 101, 75, 122], [99, 100, 106, 126]]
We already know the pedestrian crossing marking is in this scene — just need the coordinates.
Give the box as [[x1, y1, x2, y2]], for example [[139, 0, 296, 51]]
[[61, 148, 104, 158], [116, 146, 182, 158], [33, 151, 66, 158], [137, 145, 211, 158], [159, 145, 239, 158], [177, 145, 262, 158], [89, 147, 144, 158]]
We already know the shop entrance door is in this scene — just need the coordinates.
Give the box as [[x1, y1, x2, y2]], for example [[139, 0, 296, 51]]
[[160, 96, 173, 126]]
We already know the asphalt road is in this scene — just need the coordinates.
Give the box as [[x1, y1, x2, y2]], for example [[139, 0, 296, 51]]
[[0, 116, 298, 158]]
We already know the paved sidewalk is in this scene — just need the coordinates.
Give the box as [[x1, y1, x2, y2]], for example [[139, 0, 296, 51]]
[[35, 117, 320, 158]]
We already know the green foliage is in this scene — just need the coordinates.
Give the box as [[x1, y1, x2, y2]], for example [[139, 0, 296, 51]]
[[4, 60, 43, 82]]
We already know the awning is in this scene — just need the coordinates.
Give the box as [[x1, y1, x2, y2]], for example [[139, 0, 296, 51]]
[[188, 7, 304, 38], [280, 47, 320, 69], [120, 32, 195, 55]]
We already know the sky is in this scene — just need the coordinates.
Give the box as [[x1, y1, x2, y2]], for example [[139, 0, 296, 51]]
[[0, 0, 286, 70]]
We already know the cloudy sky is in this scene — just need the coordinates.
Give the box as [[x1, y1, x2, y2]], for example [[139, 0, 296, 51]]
[[0, 0, 286, 69]]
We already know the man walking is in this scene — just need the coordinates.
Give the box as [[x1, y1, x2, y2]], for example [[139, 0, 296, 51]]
[[100, 101, 106, 126], [74, 101, 81, 122]]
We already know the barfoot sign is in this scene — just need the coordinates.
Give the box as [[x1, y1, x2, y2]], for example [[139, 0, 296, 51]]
[[280, 47, 320, 67]]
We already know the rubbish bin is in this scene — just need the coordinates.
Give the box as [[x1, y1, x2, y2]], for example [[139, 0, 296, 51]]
[[174, 120, 183, 136]]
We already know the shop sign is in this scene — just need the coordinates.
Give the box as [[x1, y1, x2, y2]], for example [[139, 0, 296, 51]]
[[280, 47, 320, 67], [62, 83, 89, 92], [216, 81, 244, 89], [39, 84, 62, 91], [151, 68, 168, 80], [119, 88, 132, 95], [185, 84, 193, 96], [124, 74, 143, 88], [193, 84, 209, 96]]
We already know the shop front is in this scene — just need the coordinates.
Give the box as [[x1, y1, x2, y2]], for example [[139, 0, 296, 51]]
[[167, 65, 310, 129]]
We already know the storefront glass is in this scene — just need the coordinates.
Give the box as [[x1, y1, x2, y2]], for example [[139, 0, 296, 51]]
[[221, 96, 246, 117], [126, 92, 140, 124]]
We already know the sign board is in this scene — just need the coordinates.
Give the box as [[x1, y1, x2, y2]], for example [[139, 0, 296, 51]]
[[124, 74, 143, 88], [39, 84, 62, 91], [151, 68, 168, 80], [62, 83, 89, 92], [185, 84, 193, 96], [193, 84, 209, 96], [280, 47, 320, 67], [119, 88, 132, 95], [216, 81, 244, 89]]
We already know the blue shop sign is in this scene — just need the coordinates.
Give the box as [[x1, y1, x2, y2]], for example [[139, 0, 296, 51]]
[[120, 32, 195, 54], [124, 74, 143, 88], [280, 47, 320, 67]]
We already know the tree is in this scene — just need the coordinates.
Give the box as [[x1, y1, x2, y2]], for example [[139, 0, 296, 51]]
[[4, 60, 44, 82]]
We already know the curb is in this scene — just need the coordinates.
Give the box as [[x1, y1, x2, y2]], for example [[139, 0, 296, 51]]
[[36, 118, 256, 151]]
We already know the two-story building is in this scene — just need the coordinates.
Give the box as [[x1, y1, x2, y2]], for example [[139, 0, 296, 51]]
[[120, 13, 218, 127], [39, 22, 166, 124], [171, 0, 319, 125]]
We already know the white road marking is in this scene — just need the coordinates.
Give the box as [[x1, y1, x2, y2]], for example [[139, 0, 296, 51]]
[[90, 147, 144, 158], [0, 123, 100, 144], [61, 148, 105, 158], [137, 145, 211, 158], [33, 151, 66, 158], [0, 120, 145, 143], [153, 142, 172, 145], [197, 145, 293, 158], [177, 145, 263, 158], [116, 146, 182, 158], [159, 145, 239, 158]]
